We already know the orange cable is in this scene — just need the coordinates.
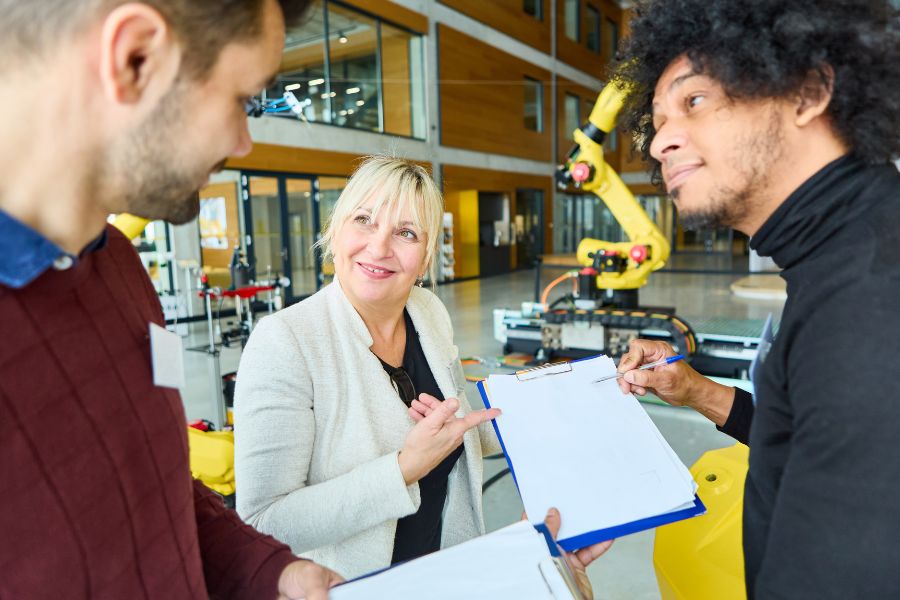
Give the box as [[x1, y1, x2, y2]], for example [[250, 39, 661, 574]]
[[540, 272, 575, 306]]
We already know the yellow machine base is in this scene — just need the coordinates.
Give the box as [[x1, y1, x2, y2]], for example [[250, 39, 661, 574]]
[[654, 443, 749, 600], [188, 427, 236, 497]]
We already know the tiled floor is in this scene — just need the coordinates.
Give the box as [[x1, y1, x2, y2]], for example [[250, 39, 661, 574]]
[[179, 260, 786, 599]]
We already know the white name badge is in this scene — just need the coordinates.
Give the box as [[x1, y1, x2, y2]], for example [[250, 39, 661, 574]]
[[149, 322, 186, 389]]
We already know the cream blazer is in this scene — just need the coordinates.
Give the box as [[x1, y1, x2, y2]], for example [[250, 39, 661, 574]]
[[234, 279, 501, 579]]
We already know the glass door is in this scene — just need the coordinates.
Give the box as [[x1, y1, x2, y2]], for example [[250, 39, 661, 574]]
[[515, 188, 544, 268], [242, 173, 320, 303], [553, 193, 577, 253], [245, 175, 283, 280], [316, 176, 348, 286], [553, 193, 627, 254], [285, 177, 319, 299]]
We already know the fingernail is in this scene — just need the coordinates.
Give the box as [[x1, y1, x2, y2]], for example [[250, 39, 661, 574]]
[[547, 507, 558, 517], [624, 372, 635, 383]]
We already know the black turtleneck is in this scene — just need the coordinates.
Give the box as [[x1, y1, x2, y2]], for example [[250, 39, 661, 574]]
[[717, 155, 900, 599]]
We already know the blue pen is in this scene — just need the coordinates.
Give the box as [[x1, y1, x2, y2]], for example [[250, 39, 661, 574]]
[[593, 354, 685, 383]]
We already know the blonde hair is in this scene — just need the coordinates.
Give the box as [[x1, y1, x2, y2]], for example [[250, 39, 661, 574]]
[[316, 156, 444, 284]]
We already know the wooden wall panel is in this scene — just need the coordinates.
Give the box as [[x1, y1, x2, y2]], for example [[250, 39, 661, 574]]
[[341, 0, 427, 33], [226, 144, 364, 176], [556, 0, 621, 80], [438, 0, 551, 54], [382, 29, 413, 136], [438, 25, 552, 162], [442, 165, 555, 274], [444, 190, 480, 279], [226, 144, 432, 182], [199, 182, 240, 271]]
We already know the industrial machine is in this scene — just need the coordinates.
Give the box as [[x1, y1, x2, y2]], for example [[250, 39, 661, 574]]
[[492, 81, 764, 378], [655, 443, 749, 600], [556, 81, 670, 308], [492, 82, 755, 600]]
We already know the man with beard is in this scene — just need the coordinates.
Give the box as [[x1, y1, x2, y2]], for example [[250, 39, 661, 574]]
[[0, 1, 346, 598], [608, 1, 900, 598]]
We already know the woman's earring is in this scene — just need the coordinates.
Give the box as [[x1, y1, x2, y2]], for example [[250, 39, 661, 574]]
[[416, 275, 425, 287]]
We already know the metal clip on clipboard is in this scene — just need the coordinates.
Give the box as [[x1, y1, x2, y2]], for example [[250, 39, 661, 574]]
[[515, 361, 573, 382]]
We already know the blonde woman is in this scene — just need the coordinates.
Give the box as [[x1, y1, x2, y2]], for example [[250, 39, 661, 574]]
[[233, 156, 502, 579]]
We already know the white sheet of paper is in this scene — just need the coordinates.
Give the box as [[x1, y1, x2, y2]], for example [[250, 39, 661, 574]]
[[149, 322, 186, 389], [329, 521, 575, 600], [485, 355, 696, 542]]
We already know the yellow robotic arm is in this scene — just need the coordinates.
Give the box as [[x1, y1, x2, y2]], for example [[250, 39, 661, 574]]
[[558, 82, 670, 292], [111, 213, 150, 240]]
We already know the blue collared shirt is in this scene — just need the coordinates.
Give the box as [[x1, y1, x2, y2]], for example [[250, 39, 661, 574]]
[[0, 210, 108, 289]]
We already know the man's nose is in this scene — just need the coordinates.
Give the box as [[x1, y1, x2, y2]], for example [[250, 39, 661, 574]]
[[649, 120, 687, 162], [232, 117, 254, 158]]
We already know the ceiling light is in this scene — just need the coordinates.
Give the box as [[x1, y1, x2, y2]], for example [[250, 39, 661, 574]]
[[338, 32, 348, 44], [320, 92, 329, 99], [346, 87, 360, 94], [339, 110, 348, 116], [347, 109, 355, 115], [356, 100, 364, 106], [284, 83, 301, 91], [309, 78, 325, 86]]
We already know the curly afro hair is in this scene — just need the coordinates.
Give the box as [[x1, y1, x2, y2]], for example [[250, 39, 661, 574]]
[[614, 0, 900, 182]]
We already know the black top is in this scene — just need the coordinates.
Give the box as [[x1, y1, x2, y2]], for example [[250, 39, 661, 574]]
[[381, 310, 464, 565], [717, 155, 900, 599], [717, 387, 754, 445]]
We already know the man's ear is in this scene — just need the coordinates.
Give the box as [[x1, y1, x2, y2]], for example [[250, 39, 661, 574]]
[[795, 64, 834, 127], [99, 3, 180, 104]]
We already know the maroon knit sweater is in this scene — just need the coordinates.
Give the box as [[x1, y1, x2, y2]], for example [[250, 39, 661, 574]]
[[0, 226, 296, 599]]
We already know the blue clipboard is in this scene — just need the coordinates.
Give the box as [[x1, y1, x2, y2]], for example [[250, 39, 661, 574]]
[[477, 359, 706, 552]]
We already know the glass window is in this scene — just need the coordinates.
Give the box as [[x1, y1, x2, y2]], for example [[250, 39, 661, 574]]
[[524, 77, 543, 132], [523, 0, 542, 20], [381, 22, 426, 137], [606, 127, 618, 152], [607, 18, 619, 57], [327, 3, 379, 132], [586, 6, 601, 53], [134, 221, 175, 295], [564, 0, 580, 41], [584, 97, 595, 129], [270, 0, 330, 124], [267, 0, 425, 139], [564, 93, 580, 141]]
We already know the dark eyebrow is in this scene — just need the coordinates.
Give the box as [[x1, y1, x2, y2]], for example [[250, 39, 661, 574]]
[[652, 72, 701, 118], [669, 72, 700, 91]]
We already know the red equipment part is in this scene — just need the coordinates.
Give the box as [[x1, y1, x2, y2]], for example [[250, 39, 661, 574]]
[[570, 162, 593, 183], [630, 245, 649, 264]]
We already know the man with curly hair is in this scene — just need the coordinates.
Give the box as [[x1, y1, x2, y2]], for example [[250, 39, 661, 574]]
[[611, 1, 900, 597]]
